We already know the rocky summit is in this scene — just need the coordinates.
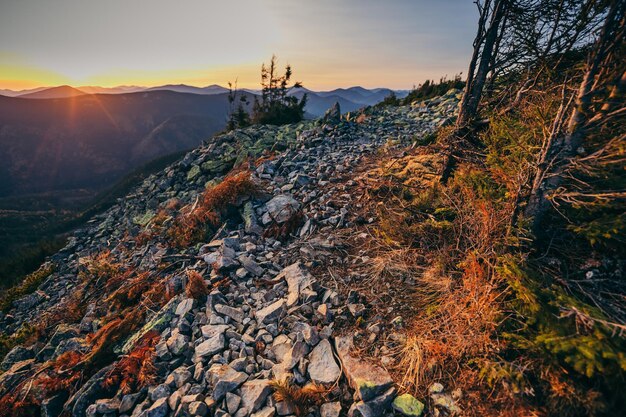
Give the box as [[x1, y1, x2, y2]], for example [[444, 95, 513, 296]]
[[0, 90, 461, 417]]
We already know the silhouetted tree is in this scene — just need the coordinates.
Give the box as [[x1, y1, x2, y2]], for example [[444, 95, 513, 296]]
[[252, 55, 307, 125], [226, 79, 250, 131]]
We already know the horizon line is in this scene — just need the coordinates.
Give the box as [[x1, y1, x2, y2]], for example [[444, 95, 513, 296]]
[[0, 82, 419, 93]]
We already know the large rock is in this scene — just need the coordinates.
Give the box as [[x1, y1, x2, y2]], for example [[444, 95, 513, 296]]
[[273, 262, 314, 307], [146, 397, 169, 417], [238, 255, 264, 276], [175, 298, 195, 316], [323, 102, 341, 123], [335, 336, 393, 401], [207, 364, 248, 401], [252, 407, 276, 417], [195, 332, 225, 358], [68, 364, 114, 417], [166, 329, 190, 356], [321, 402, 342, 417], [240, 379, 272, 413], [0, 345, 34, 371], [255, 299, 285, 324], [262, 195, 301, 224], [0, 359, 36, 396], [347, 387, 396, 417], [308, 339, 341, 384], [41, 393, 68, 417], [200, 324, 229, 339]]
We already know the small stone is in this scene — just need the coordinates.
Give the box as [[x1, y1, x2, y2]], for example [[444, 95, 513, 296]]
[[151, 384, 171, 401], [182, 394, 205, 404], [120, 392, 143, 414], [189, 400, 209, 416], [95, 398, 120, 414], [251, 407, 276, 417], [273, 262, 314, 307], [175, 298, 195, 316], [166, 329, 190, 356], [200, 324, 229, 339], [428, 382, 444, 394], [226, 392, 241, 414], [196, 333, 225, 358], [262, 195, 301, 224], [348, 303, 366, 317], [215, 304, 245, 323], [320, 401, 342, 417], [168, 391, 182, 411], [169, 367, 193, 388], [335, 336, 393, 401], [275, 400, 294, 415], [239, 256, 264, 276], [207, 364, 248, 401], [146, 397, 169, 417]]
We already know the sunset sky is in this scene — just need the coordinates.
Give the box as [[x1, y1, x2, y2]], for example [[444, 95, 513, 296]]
[[0, 0, 478, 91]]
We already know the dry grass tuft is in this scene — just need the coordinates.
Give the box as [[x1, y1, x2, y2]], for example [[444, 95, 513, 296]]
[[364, 160, 513, 399], [37, 351, 84, 394], [397, 257, 504, 393], [134, 208, 173, 246], [103, 331, 160, 394], [368, 247, 422, 283], [0, 389, 39, 417], [105, 270, 156, 312], [79, 250, 122, 284], [169, 171, 258, 246], [185, 270, 210, 300], [269, 379, 329, 417], [84, 308, 145, 372]]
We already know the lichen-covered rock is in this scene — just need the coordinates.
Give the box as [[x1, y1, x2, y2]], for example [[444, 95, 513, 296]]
[[122, 295, 182, 353], [335, 335, 394, 401], [392, 393, 425, 416]]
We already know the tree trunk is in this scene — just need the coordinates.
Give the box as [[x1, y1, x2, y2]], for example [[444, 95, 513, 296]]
[[524, 0, 624, 235], [456, 0, 510, 128], [441, 0, 510, 184]]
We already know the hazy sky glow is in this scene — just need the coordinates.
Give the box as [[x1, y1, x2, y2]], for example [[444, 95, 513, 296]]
[[0, 0, 477, 90]]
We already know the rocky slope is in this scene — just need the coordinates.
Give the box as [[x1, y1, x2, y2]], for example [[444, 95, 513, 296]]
[[0, 90, 461, 417]]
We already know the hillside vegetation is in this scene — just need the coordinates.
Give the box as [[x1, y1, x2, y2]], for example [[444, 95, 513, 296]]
[[0, 1, 624, 417]]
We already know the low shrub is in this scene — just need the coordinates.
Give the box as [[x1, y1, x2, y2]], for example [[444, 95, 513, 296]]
[[168, 171, 258, 247], [269, 379, 329, 417], [0, 263, 54, 312]]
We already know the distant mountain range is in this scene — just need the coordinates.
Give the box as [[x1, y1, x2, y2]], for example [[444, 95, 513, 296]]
[[0, 84, 409, 117], [0, 84, 408, 201], [0, 90, 248, 197]]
